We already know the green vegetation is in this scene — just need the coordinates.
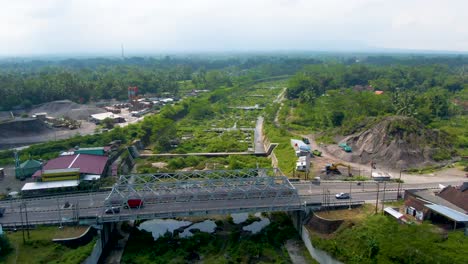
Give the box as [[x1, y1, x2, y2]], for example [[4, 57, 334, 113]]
[[2, 226, 95, 264], [122, 213, 298, 264], [285, 64, 467, 157], [136, 155, 271, 174], [310, 215, 468, 264]]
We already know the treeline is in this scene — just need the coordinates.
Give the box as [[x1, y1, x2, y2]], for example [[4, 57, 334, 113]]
[[285, 62, 467, 155], [0, 56, 321, 110], [287, 63, 466, 125]]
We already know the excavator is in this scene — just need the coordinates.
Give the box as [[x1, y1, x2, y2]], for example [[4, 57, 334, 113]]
[[325, 163, 352, 176]]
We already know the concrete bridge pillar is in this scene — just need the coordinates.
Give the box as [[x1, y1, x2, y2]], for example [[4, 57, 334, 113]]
[[94, 222, 117, 263], [289, 210, 307, 235]]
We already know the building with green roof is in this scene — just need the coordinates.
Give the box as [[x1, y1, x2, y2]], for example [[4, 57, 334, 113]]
[[15, 159, 42, 180]]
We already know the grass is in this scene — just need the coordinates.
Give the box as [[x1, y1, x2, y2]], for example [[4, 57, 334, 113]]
[[2, 226, 95, 264], [309, 214, 468, 264], [264, 123, 297, 176], [315, 204, 375, 222]]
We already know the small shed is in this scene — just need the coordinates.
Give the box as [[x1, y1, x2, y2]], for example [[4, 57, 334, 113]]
[[15, 159, 42, 179], [425, 204, 468, 230]]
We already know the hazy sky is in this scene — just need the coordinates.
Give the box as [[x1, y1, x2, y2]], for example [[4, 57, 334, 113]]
[[1, 0, 467, 55]]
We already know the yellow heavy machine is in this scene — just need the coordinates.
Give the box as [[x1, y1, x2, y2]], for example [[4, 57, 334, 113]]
[[325, 163, 352, 176]]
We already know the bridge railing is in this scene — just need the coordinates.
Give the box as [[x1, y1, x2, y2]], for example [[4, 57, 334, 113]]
[[117, 168, 284, 184]]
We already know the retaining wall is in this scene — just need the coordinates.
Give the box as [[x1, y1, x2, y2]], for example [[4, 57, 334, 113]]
[[307, 212, 344, 234], [301, 225, 343, 264], [52, 226, 97, 248]]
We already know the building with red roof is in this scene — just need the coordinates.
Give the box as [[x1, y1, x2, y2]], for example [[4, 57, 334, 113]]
[[32, 153, 109, 181]]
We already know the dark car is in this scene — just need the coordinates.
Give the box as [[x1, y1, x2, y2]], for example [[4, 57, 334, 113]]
[[335, 193, 351, 199], [0, 207, 5, 217], [105, 207, 121, 214], [302, 137, 310, 144]]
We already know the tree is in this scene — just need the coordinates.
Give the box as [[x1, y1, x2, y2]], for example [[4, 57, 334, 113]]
[[101, 118, 115, 129], [392, 88, 418, 117], [330, 111, 345, 127]]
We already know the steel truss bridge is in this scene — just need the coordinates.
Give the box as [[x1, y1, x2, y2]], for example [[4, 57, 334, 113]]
[[100, 168, 302, 223]]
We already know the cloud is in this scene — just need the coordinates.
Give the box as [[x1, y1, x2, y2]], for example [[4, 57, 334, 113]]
[[0, 0, 466, 55]]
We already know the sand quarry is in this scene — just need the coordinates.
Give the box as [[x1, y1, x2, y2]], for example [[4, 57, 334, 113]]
[[0, 100, 105, 149]]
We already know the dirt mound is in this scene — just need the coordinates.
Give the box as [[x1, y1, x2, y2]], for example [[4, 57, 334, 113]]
[[327, 116, 453, 169], [0, 118, 52, 137], [29, 100, 105, 120]]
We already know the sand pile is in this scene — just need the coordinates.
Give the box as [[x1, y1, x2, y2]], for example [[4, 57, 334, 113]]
[[327, 116, 453, 169], [30, 100, 105, 120], [0, 118, 52, 137]]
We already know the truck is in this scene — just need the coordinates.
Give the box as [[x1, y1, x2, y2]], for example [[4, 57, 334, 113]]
[[125, 199, 144, 209]]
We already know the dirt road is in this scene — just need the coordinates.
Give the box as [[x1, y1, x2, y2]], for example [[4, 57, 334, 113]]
[[303, 134, 466, 185]]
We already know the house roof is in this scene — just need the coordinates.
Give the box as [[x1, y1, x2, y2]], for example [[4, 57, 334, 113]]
[[425, 204, 468, 222], [406, 189, 466, 213], [437, 184, 468, 212], [38, 154, 108, 176], [21, 180, 80, 191], [384, 207, 404, 219], [90, 112, 123, 121], [19, 159, 42, 169]]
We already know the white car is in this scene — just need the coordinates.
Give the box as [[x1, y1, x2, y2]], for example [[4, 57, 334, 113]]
[[335, 192, 350, 199]]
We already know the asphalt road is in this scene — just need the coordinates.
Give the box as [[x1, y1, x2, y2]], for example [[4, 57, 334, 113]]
[[0, 180, 463, 225]]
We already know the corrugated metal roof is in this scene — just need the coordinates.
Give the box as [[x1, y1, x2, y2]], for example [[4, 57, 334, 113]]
[[42, 154, 108, 175], [408, 189, 466, 212], [21, 180, 79, 191], [384, 207, 403, 219], [90, 112, 123, 120], [425, 204, 468, 222]]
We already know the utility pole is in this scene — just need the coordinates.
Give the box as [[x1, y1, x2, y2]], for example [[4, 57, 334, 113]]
[[397, 168, 403, 199], [349, 182, 352, 210], [57, 198, 63, 229], [375, 182, 380, 214], [381, 182, 387, 214], [24, 202, 30, 238], [19, 204, 25, 244]]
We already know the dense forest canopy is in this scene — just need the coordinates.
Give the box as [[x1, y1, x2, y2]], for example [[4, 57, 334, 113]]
[[0, 55, 323, 110]]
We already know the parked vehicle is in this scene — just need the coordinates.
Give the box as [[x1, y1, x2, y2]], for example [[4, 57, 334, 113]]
[[312, 149, 322, 157], [302, 137, 310, 144], [325, 163, 352, 176], [335, 192, 351, 199], [0, 207, 5, 217], [125, 199, 144, 209], [338, 143, 352, 152], [105, 207, 121, 214]]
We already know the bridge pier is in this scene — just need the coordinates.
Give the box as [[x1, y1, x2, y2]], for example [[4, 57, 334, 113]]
[[289, 210, 307, 235], [90, 222, 118, 264]]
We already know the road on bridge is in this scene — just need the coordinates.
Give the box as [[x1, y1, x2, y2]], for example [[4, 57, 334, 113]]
[[0, 180, 462, 226]]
